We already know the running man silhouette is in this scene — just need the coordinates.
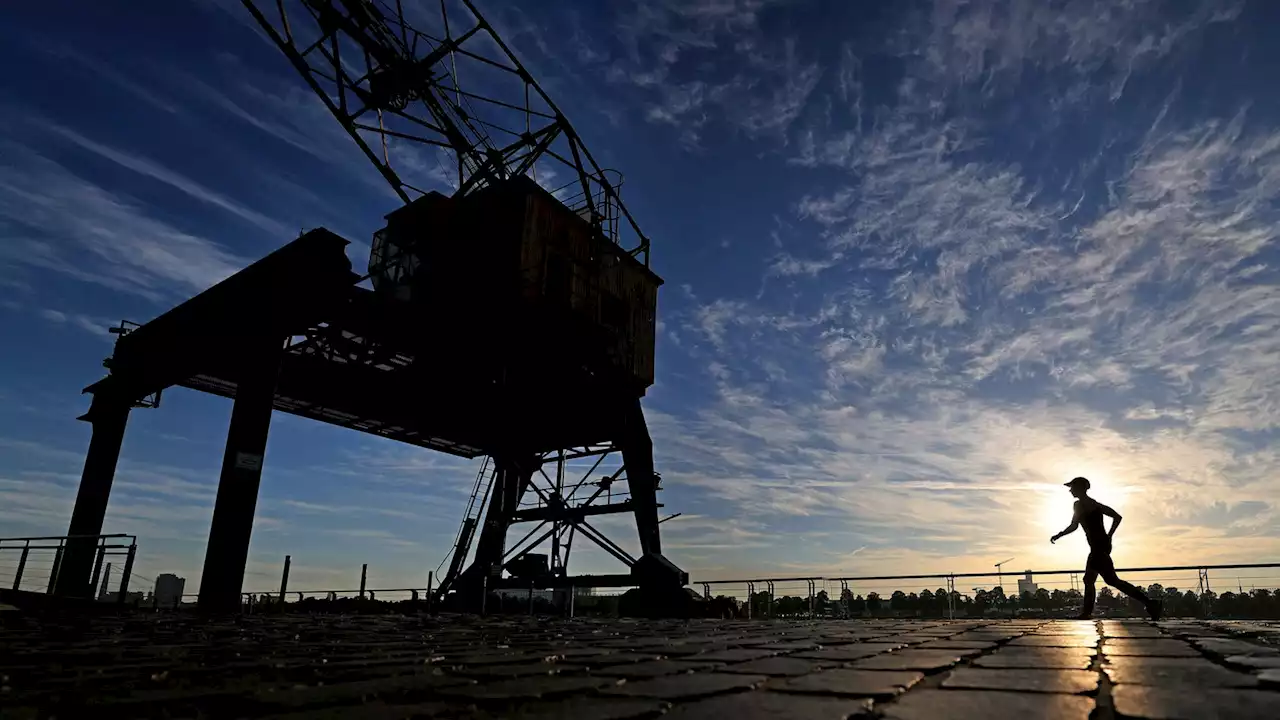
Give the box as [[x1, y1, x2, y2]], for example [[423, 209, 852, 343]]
[[1050, 477, 1161, 620]]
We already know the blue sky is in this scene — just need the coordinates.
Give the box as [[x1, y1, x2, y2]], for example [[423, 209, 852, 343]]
[[4, 0, 1280, 597]]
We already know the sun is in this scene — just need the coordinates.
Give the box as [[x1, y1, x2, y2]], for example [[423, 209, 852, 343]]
[[1038, 487, 1076, 534]]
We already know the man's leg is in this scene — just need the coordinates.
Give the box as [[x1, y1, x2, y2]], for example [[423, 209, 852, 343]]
[[1097, 555, 1161, 619], [1097, 559, 1149, 603], [1080, 554, 1099, 618]]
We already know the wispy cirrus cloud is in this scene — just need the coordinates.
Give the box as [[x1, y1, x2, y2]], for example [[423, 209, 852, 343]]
[[0, 142, 247, 302], [45, 124, 294, 239]]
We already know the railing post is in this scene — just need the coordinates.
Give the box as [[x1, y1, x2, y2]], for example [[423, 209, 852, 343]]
[[528, 582, 535, 616], [946, 574, 956, 620], [808, 579, 816, 618], [117, 543, 137, 604], [46, 546, 65, 595], [481, 575, 488, 615], [426, 571, 433, 612], [701, 582, 711, 600], [89, 543, 107, 598], [278, 555, 291, 602], [12, 545, 29, 591], [766, 581, 775, 618], [99, 563, 112, 600], [360, 563, 368, 599], [747, 581, 755, 619]]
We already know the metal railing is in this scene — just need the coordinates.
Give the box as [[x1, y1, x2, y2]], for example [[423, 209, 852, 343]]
[[0, 534, 138, 602]]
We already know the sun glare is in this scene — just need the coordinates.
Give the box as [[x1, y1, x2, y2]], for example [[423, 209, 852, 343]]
[[1038, 488, 1075, 535]]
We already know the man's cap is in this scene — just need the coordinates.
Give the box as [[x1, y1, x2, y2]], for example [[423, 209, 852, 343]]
[[1064, 476, 1090, 490]]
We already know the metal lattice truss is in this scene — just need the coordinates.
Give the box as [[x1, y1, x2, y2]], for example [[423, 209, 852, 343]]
[[504, 444, 643, 573], [435, 442, 650, 594], [241, 0, 650, 263]]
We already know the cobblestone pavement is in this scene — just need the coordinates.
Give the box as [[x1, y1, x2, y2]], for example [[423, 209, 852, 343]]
[[2, 610, 1279, 718]]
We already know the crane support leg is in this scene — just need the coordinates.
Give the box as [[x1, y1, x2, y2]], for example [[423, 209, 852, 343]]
[[198, 338, 282, 612], [456, 455, 537, 600], [54, 392, 132, 597], [619, 398, 660, 556]]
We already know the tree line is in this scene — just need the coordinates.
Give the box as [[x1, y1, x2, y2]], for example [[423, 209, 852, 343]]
[[729, 584, 1280, 619]]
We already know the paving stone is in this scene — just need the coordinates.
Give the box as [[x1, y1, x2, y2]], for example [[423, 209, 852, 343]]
[[1193, 639, 1280, 658], [485, 696, 668, 719], [816, 634, 891, 645], [253, 672, 474, 708], [745, 640, 823, 651], [440, 675, 619, 702], [973, 648, 1094, 669], [771, 669, 924, 699], [694, 648, 780, 663], [1111, 686, 1280, 719], [850, 650, 965, 672], [455, 662, 562, 678], [1103, 623, 1167, 638], [948, 632, 1022, 642], [257, 700, 455, 719], [1008, 636, 1097, 647], [916, 640, 998, 651], [1104, 639, 1200, 657], [1103, 657, 1260, 688], [593, 659, 723, 679], [664, 689, 872, 719], [602, 672, 767, 701], [793, 644, 905, 661], [1225, 655, 1280, 670], [942, 668, 1099, 694], [879, 634, 944, 644], [721, 657, 827, 677], [880, 689, 1095, 720], [556, 652, 667, 666]]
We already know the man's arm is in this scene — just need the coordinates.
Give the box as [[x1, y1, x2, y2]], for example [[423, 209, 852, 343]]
[[1099, 503, 1122, 538], [1051, 502, 1082, 544], [1050, 520, 1078, 544]]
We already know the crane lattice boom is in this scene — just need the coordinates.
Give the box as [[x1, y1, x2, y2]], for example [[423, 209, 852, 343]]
[[241, 0, 650, 263]]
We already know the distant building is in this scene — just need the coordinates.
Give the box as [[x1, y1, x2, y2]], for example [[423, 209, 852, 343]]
[[1018, 571, 1038, 597], [155, 574, 186, 607]]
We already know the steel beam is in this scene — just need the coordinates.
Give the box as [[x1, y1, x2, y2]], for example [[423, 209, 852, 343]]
[[198, 338, 282, 612], [618, 398, 660, 556], [55, 393, 131, 597]]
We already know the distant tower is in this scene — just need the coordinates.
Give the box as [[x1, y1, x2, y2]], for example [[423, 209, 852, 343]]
[[154, 573, 186, 607], [1017, 571, 1038, 596]]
